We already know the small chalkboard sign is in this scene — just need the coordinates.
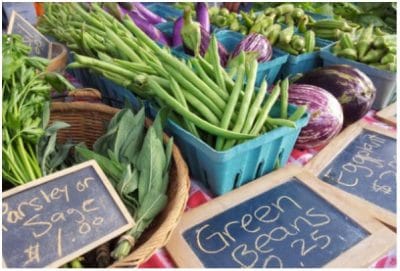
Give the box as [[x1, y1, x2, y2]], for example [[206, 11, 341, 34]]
[[166, 166, 395, 268], [307, 121, 396, 228], [376, 102, 397, 126], [7, 11, 51, 58], [2, 160, 134, 268]]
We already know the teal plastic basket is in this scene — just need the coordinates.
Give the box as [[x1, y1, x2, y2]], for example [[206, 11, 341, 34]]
[[145, 3, 182, 21], [320, 45, 397, 110], [276, 36, 333, 78], [172, 30, 289, 87], [148, 99, 310, 196]]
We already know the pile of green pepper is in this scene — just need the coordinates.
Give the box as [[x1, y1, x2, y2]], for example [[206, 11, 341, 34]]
[[332, 25, 396, 72]]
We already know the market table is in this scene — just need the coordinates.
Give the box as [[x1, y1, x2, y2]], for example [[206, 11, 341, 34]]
[[65, 69, 397, 268], [139, 110, 397, 268]]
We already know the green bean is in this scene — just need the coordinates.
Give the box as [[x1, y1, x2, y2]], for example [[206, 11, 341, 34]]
[[250, 82, 281, 136], [266, 117, 296, 128], [69, 21, 105, 36], [280, 78, 289, 119], [289, 105, 308, 121], [70, 2, 104, 29], [191, 59, 229, 101], [183, 92, 220, 125], [105, 28, 141, 63], [198, 56, 235, 91], [241, 79, 267, 135], [72, 54, 137, 79], [164, 63, 223, 118], [209, 35, 226, 93], [222, 59, 258, 150], [123, 16, 161, 53], [156, 52, 227, 110], [215, 64, 245, 151], [113, 59, 157, 75], [147, 80, 255, 140], [169, 77, 200, 138]]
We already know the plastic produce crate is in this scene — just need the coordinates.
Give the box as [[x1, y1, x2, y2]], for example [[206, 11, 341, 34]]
[[148, 99, 310, 196], [172, 30, 289, 87], [276, 36, 333, 78], [320, 45, 397, 110], [145, 3, 182, 21]]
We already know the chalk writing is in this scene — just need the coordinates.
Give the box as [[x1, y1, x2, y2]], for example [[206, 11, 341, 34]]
[[8, 12, 50, 58], [183, 179, 368, 268], [319, 130, 396, 213], [2, 164, 131, 268], [24, 242, 41, 266]]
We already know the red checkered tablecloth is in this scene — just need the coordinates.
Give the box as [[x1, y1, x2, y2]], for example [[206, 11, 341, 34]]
[[140, 111, 397, 268]]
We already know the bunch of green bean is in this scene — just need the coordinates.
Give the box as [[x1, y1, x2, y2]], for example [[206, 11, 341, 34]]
[[39, 3, 306, 151]]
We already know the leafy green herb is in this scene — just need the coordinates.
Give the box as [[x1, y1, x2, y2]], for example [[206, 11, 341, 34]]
[[75, 106, 173, 260]]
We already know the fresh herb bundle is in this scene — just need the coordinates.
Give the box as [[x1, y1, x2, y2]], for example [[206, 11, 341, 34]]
[[75, 106, 173, 260], [2, 34, 74, 186]]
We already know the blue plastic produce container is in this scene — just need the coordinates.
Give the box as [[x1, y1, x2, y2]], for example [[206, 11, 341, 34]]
[[172, 30, 289, 87], [156, 21, 174, 38], [320, 45, 397, 110], [145, 3, 182, 21], [277, 36, 333, 78], [148, 99, 309, 196]]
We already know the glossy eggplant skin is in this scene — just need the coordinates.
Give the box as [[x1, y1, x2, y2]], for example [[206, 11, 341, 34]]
[[288, 84, 343, 149], [230, 33, 273, 63], [295, 64, 376, 125]]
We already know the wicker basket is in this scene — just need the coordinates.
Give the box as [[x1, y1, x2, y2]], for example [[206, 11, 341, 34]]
[[46, 42, 68, 72], [50, 89, 190, 267]]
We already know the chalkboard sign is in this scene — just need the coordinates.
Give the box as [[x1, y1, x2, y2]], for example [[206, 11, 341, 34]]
[[376, 102, 396, 126], [2, 160, 134, 268], [307, 122, 396, 228], [7, 11, 51, 58], [166, 166, 395, 268]]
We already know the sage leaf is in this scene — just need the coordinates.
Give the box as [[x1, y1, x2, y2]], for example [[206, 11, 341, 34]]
[[137, 127, 166, 203]]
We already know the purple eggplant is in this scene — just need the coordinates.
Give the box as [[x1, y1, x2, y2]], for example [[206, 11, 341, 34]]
[[230, 33, 273, 63], [183, 26, 229, 66], [173, 17, 184, 47], [287, 84, 343, 149], [295, 65, 376, 125], [132, 2, 166, 25], [196, 3, 210, 33], [125, 8, 171, 46]]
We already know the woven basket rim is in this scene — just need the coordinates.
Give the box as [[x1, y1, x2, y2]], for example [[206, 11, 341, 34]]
[[50, 99, 190, 267]]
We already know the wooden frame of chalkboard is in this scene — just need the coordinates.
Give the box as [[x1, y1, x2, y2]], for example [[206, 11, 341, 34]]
[[376, 102, 396, 126], [7, 11, 52, 59], [2, 160, 134, 268], [166, 165, 395, 268], [306, 121, 396, 228]]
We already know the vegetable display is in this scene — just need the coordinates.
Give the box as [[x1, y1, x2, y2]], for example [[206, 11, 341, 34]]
[[2, 34, 74, 186], [295, 65, 376, 125], [76, 107, 173, 260], [332, 25, 396, 72], [38, 3, 304, 151], [286, 84, 343, 149]]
